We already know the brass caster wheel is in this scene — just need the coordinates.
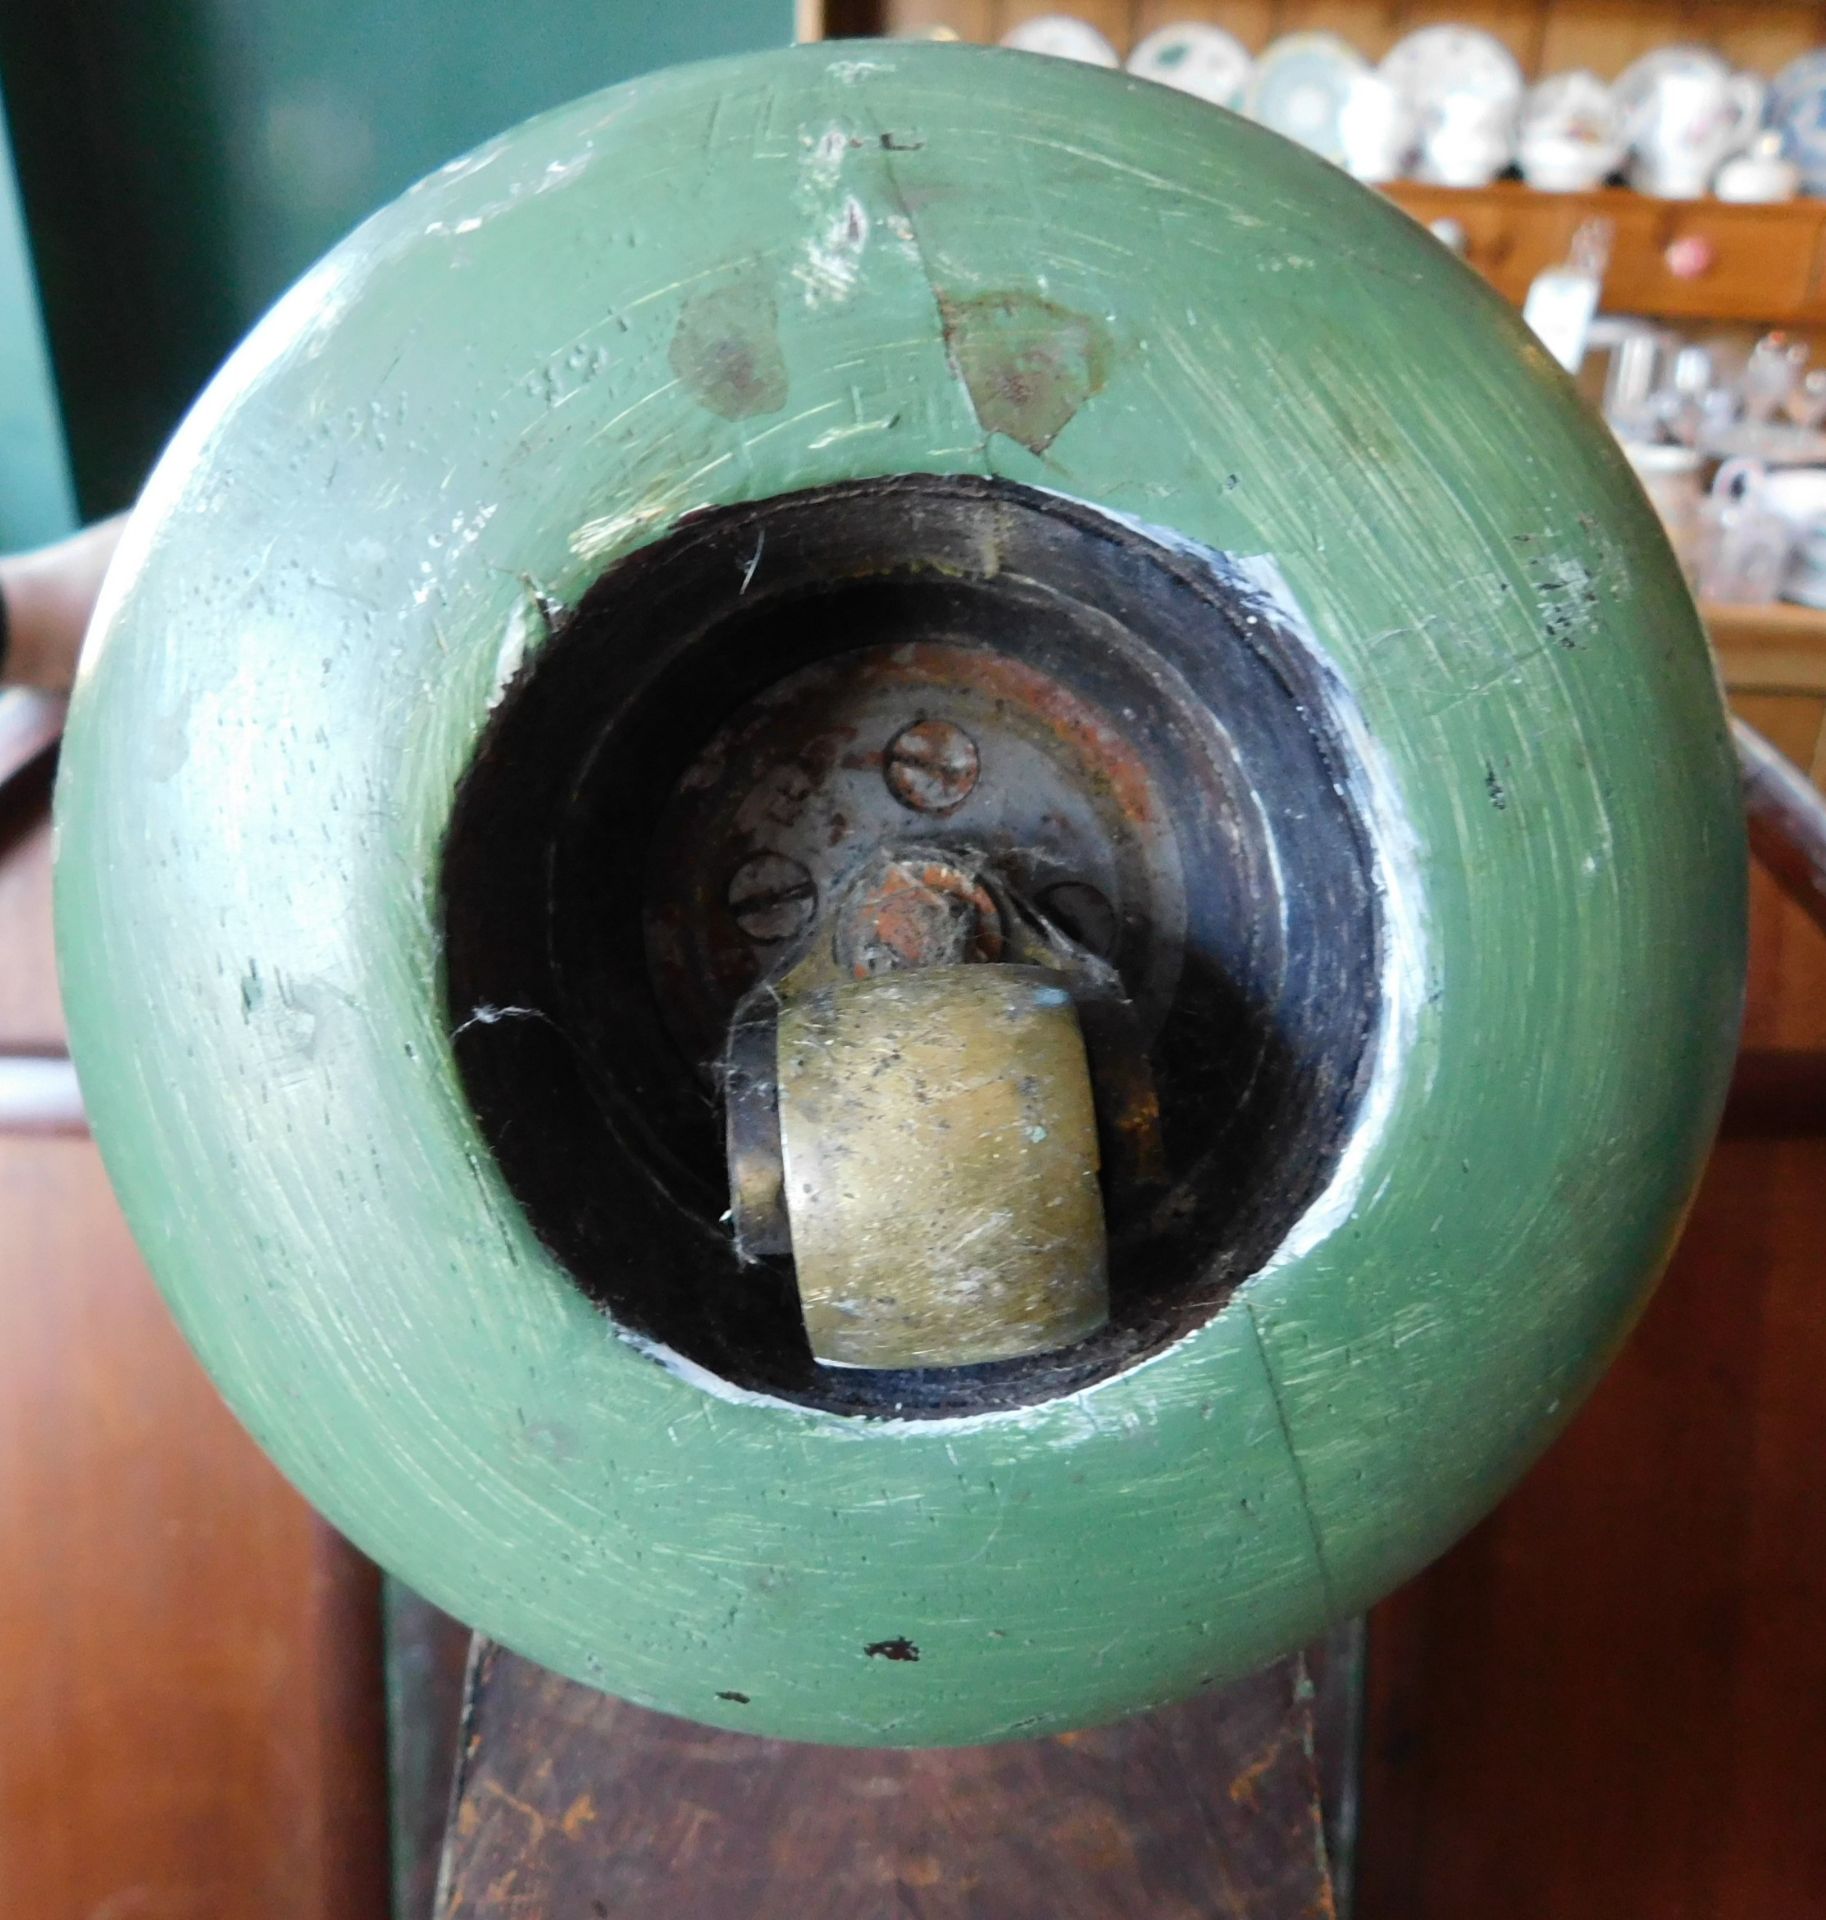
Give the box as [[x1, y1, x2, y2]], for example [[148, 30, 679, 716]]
[[775, 963, 1107, 1372]]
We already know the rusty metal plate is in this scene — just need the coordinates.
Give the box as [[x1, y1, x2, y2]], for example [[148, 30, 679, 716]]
[[645, 637, 1186, 1076]]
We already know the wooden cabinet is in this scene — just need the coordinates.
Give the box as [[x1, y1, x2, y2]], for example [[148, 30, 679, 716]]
[[0, 713, 390, 1920], [1390, 181, 1826, 324], [860, 0, 1826, 85], [1352, 616, 1826, 1920]]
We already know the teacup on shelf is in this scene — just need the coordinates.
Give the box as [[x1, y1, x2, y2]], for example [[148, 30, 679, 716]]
[[1519, 129, 1623, 191], [1337, 72, 1416, 183], [1419, 93, 1516, 188], [1715, 131, 1802, 204], [1518, 70, 1622, 191]]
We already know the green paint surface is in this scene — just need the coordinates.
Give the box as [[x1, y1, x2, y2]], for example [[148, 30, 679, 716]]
[[56, 45, 1744, 1745]]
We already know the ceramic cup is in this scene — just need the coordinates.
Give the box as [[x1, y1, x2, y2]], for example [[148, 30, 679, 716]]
[[1523, 70, 1614, 139], [1518, 70, 1621, 189], [1697, 457, 1795, 604], [1762, 467, 1826, 603], [1338, 72, 1415, 182], [1628, 69, 1763, 198], [1421, 93, 1516, 187], [1519, 130, 1622, 190]]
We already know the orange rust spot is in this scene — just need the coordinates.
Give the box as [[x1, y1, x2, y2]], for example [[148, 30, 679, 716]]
[[843, 859, 1004, 972], [1226, 1732, 1290, 1809]]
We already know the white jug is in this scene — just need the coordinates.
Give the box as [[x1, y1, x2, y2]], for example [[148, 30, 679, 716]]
[[1629, 69, 1762, 198]]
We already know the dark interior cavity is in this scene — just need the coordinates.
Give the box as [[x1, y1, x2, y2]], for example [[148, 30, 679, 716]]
[[441, 474, 1381, 1416]]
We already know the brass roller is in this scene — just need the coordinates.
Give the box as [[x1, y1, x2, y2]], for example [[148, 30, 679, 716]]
[[776, 965, 1107, 1371]]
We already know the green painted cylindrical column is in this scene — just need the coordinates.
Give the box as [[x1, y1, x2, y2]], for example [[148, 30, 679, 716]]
[[55, 44, 1744, 1746]]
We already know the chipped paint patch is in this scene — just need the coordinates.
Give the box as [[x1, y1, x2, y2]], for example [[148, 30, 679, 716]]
[[412, 501, 498, 608], [939, 291, 1113, 455], [1527, 550, 1603, 648], [1222, 549, 1432, 1275], [793, 122, 873, 310], [489, 594, 543, 711], [668, 273, 790, 422]]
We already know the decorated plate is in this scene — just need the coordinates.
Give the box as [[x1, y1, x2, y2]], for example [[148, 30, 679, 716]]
[[999, 14, 1121, 67], [1128, 21, 1253, 108], [1244, 32, 1370, 164], [1771, 49, 1826, 193], [1381, 24, 1523, 114]]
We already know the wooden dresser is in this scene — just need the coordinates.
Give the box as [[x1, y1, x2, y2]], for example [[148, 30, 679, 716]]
[[0, 707, 390, 1919]]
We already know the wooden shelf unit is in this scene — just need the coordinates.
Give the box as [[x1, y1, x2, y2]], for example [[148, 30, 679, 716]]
[[841, 10, 1826, 330], [855, 0, 1826, 90], [1387, 181, 1826, 324]]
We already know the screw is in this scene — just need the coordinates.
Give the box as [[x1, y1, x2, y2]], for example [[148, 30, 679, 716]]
[[726, 853, 817, 943], [883, 719, 980, 814]]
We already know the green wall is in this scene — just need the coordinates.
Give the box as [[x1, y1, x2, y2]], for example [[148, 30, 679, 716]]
[[0, 88, 75, 546], [0, 0, 793, 514]]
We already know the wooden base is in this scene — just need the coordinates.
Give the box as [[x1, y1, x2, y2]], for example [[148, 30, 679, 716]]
[[432, 1643, 1350, 1919]]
